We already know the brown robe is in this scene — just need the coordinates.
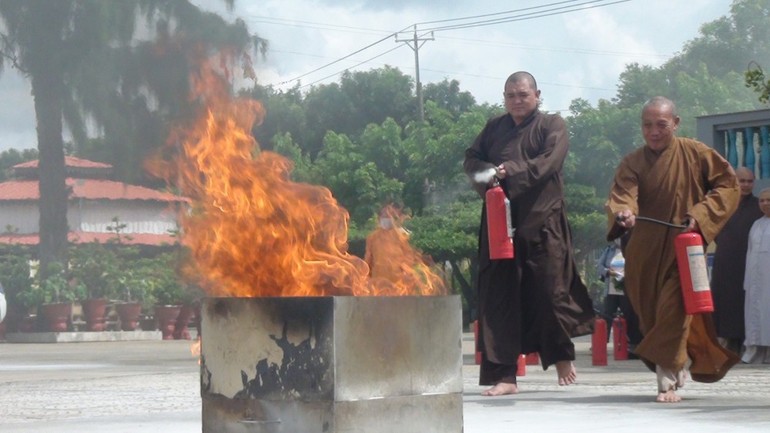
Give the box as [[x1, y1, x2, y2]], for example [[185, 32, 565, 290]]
[[606, 137, 740, 382], [711, 194, 763, 341], [464, 110, 594, 385]]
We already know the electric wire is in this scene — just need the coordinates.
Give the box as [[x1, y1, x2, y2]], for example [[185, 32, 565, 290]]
[[267, 0, 632, 88]]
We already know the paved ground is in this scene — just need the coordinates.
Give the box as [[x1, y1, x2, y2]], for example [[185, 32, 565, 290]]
[[1, 333, 769, 432]]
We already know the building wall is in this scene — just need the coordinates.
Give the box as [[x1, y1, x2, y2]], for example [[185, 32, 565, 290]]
[[697, 108, 770, 193], [73, 201, 180, 235], [0, 200, 180, 235]]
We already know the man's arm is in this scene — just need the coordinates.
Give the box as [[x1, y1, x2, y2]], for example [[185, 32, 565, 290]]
[[687, 146, 740, 243], [606, 157, 640, 241], [464, 121, 497, 198]]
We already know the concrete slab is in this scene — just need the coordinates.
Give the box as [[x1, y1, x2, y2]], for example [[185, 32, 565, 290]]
[[0, 333, 768, 432], [4, 330, 162, 343]]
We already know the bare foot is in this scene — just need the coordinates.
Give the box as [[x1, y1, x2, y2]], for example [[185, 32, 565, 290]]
[[555, 360, 577, 386], [481, 382, 518, 396], [656, 389, 682, 403]]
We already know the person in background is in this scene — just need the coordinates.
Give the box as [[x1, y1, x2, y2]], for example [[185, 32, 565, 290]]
[[711, 167, 763, 355], [606, 96, 739, 403], [596, 233, 641, 357], [364, 205, 412, 283], [742, 187, 770, 364], [463, 71, 594, 397]]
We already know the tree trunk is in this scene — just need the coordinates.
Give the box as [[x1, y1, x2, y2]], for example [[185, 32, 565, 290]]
[[29, 0, 71, 276]]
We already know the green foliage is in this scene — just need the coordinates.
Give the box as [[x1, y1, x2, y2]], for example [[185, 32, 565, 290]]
[[406, 194, 482, 263], [19, 262, 86, 306], [0, 148, 39, 182], [0, 245, 34, 310], [745, 62, 770, 104], [133, 253, 186, 306], [69, 242, 122, 300]]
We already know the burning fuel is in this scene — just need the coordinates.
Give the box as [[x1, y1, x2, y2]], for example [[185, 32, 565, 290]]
[[148, 56, 444, 298]]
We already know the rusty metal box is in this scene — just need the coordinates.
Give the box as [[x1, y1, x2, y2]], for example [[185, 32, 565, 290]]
[[200, 296, 463, 433]]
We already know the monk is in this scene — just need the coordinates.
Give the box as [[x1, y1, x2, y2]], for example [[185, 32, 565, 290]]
[[464, 71, 594, 396], [711, 167, 762, 354], [607, 96, 740, 403]]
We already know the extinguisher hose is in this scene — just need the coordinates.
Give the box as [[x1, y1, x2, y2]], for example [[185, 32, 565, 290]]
[[616, 215, 688, 229]]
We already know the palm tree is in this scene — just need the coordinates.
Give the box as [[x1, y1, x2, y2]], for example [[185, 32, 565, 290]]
[[0, 0, 262, 275]]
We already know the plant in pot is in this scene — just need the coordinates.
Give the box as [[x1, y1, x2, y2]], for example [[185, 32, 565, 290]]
[[0, 245, 34, 333], [109, 265, 151, 332], [140, 254, 185, 340], [70, 243, 120, 332], [34, 262, 86, 332]]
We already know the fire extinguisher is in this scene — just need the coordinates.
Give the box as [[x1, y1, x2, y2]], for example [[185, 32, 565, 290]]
[[612, 309, 628, 361], [516, 353, 527, 376], [617, 215, 714, 315], [591, 316, 608, 366], [674, 231, 714, 314], [485, 179, 514, 260]]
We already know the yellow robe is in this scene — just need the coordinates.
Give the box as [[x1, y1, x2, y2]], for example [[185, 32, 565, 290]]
[[606, 137, 740, 382]]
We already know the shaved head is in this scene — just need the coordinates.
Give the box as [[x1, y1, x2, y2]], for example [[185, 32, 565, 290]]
[[642, 96, 678, 118], [736, 167, 756, 195]]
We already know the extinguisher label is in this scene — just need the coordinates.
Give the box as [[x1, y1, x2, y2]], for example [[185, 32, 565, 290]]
[[686, 246, 710, 292]]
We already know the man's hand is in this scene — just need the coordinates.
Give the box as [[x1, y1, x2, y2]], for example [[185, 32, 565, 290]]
[[684, 216, 699, 233], [494, 164, 507, 180], [615, 210, 636, 228]]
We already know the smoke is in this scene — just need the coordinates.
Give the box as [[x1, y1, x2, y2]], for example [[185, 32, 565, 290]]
[[473, 167, 496, 184]]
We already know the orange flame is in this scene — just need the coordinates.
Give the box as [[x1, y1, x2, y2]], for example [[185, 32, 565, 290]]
[[150, 56, 444, 297], [190, 336, 201, 364]]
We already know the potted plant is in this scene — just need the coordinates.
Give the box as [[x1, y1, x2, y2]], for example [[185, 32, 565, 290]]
[[0, 245, 34, 333], [138, 254, 186, 340], [35, 262, 86, 332], [110, 266, 150, 332], [70, 243, 120, 331]]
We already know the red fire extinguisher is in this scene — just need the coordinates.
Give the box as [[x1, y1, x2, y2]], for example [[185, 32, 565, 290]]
[[591, 316, 608, 366], [612, 310, 628, 361], [516, 353, 527, 376], [485, 179, 514, 260], [674, 231, 714, 314]]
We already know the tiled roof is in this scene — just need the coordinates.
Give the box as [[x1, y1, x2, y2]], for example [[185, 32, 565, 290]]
[[0, 232, 180, 246], [0, 178, 188, 203], [13, 156, 113, 169]]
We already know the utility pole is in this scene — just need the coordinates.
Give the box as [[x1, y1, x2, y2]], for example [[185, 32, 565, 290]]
[[396, 25, 434, 122]]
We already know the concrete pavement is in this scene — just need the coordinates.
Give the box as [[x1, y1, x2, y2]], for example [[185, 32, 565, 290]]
[[1, 333, 769, 432]]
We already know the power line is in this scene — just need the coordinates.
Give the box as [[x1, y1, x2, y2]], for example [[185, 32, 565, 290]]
[[414, 0, 584, 26], [267, 0, 632, 88], [298, 45, 405, 89], [421, 0, 631, 32]]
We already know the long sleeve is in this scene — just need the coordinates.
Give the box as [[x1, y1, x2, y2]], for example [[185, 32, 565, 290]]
[[502, 115, 569, 200]]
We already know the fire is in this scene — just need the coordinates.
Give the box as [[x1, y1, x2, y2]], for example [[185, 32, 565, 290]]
[[190, 336, 201, 364], [149, 56, 444, 297]]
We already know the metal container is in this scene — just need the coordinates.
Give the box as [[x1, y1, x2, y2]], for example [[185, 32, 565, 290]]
[[200, 296, 463, 433]]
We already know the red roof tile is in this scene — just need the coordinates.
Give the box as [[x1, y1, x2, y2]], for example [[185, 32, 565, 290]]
[[0, 232, 180, 246], [0, 178, 188, 203], [13, 156, 113, 169]]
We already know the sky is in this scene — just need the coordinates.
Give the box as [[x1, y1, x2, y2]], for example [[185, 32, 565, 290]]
[[0, 0, 733, 152]]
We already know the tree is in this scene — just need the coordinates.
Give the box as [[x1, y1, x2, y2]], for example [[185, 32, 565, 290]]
[[745, 61, 770, 104], [0, 0, 261, 274], [0, 148, 38, 181]]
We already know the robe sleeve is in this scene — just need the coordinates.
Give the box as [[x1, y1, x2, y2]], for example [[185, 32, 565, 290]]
[[501, 115, 568, 200], [605, 157, 639, 241], [687, 147, 739, 243], [464, 121, 496, 198]]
